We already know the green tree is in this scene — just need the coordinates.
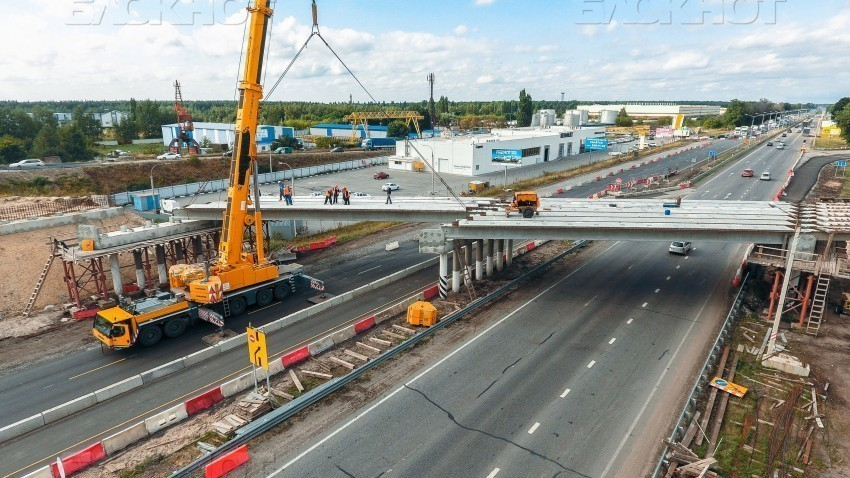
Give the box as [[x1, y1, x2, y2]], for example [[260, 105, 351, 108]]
[[831, 97, 850, 117], [437, 95, 450, 114], [0, 135, 26, 163], [615, 107, 633, 126], [385, 120, 410, 138], [0, 109, 38, 145], [32, 124, 62, 157], [722, 99, 747, 127], [72, 106, 102, 140], [114, 117, 137, 144], [517, 89, 533, 127], [656, 116, 672, 126], [60, 125, 93, 161], [833, 103, 850, 143]]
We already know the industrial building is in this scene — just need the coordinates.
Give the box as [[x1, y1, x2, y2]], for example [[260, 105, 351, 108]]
[[309, 123, 388, 139], [388, 126, 605, 177], [160, 122, 295, 150], [575, 103, 723, 119]]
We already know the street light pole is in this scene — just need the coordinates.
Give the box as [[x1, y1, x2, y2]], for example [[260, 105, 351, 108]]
[[150, 163, 162, 214], [279, 162, 294, 193]]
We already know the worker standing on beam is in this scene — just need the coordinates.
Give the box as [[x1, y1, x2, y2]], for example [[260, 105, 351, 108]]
[[283, 183, 293, 205]]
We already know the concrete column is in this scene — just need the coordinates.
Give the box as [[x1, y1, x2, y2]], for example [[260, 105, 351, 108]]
[[475, 240, 484, 281], [506, 239, 514, 267], [155, 245, 168, 285], [439, 252, 449, 299], [109, 254, 122, 297], [174, 241, 185, 264], [452, 240, 461, 293], [464, 242, 472, 282], [132, 250, 146, 289], [495, 239, 504, 272], [485, 239, 494, 277], [192, 236, 203, 262]]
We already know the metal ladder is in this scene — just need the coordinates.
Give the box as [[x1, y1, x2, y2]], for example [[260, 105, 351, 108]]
[[453, 242, 477, 302], [23, 242, 60, 316], [222, 298, 231, 318], [806, 275, 830, 335]]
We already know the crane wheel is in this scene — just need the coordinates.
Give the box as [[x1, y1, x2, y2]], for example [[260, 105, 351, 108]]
[[163, 318, 187, 338], [256, 288, 273, 307], [139, 326, 163, 347], [273, 283, 290, 300], [522, 207, 534, 218], [229, 297, 247, 316]]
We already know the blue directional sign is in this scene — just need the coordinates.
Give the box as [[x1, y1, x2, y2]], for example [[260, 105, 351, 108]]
[[836, 161, 847, 167], [709, 151, 717, 157], [585, 138, 609, 151]]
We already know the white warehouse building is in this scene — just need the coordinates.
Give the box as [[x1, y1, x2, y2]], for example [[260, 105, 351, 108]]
[[576, 103, 722, 118], [389, 127, 605, 177]]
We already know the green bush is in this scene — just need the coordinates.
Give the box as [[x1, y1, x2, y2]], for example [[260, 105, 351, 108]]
[[186, 155, 201, 167]]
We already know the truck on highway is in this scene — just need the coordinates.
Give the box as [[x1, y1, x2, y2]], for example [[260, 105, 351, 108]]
[[802, 127, 811, 136], [361, 138, 397, 150], [93, 0, 321, 349]]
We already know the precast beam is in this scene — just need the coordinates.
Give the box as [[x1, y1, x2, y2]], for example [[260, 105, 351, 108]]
[[442, 225, 790, 244]]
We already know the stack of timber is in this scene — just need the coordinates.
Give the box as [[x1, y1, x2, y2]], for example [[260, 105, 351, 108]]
[[236, 391, 272, 420]]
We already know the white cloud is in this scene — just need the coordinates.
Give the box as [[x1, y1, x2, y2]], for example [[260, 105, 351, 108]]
[[476, 75, 494, 84], [474, 0, 495, 5], [454, 24, 468, 35]]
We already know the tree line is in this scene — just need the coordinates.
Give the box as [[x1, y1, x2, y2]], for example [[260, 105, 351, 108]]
[[830, 97, 850, 143]]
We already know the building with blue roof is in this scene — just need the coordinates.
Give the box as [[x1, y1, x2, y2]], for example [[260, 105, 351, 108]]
[[309, 123, 388, 139]]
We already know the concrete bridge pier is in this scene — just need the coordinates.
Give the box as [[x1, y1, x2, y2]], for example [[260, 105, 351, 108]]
[[155, 245, 168, 285], [485, 239, 494, 277], [495, 239, 504, 272], [132, 250, 146, 289], [506, 240, 514, 267], [109, 254, 122, 298], [475, 240, 483, 280], [452, 240, 461, 293], [439, 252, 449, 299]]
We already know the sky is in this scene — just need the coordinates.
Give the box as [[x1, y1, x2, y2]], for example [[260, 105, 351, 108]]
[[1, 0, 848, 104]]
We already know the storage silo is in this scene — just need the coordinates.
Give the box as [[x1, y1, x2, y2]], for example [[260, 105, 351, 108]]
[[531, 112, 541, 127], [578, 109, 589, 124], [564, 111, 581, 127], [600, 109, 618, 124]]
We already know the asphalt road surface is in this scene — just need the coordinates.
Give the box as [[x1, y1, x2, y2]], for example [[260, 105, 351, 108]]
[[264, 128, 806, 477]]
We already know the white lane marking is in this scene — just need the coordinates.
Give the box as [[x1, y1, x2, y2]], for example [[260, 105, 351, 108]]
[[358, 265, 382, 275], [599, 270, 718, 478], [560, 388, 571, 398], [584, 294, 598, 307], [587, 360, 596, 368], [654, 288, 660, 293], [676, 265, 680, 269], [666, 276, 671, 280], [268, 242, 623, 476], [628, 265, 633, 270], [486, 468, 500, 478], [627, 318, 633, 325], [528, 422, 541, 434], [641, 302, 648, 308], [724, 193, 731, 200], [609, 338, 616, 345]]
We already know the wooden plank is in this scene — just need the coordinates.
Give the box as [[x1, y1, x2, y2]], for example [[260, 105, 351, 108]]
[[681, 411, 702, 448], [695, 345, 731, 447], [392, 324, 415, 335], [382, 330, 406, 340], [707, 350, 740, 456], [369, 337, 392, 347], [302, 370, 333, 380], [270, 387, 294, 400], [289, 369, 304, 392], [356, 341, 381, 353], [344, 349, 369, 362], [330, 356, 355, 370]]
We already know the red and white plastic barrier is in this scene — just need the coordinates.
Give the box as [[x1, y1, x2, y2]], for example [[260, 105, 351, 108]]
[[205, 445, 249, 478]]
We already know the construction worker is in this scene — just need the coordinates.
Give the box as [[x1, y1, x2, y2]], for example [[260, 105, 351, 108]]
[[283, 183, 293, 205], [333, 184, 340, 204], [385, 186, 392, 205], [342, 186, 350, 205], [278, 181, 285, 201], [324, 187, 333, 205]]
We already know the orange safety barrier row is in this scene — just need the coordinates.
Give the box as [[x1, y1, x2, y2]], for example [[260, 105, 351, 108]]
[[205, 444, 249, 478], [50, 443, 106, 477], [281, 346, 310, 368], [355, 316, 376, 333], [186, 387, 224, 416], [422, 285, 439, 300]]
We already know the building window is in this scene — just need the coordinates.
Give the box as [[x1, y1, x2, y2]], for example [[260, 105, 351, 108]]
[[559, 132, 573, 138], [558, 143, 564, 157], [476, 165, 479, 170], [521, 147, 541, 158], [393, 161, 402, 165]]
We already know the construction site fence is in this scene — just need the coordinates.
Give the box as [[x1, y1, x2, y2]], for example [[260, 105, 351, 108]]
[[0, 195, 112, 222], [109, 157, 389, 206], [651, 271, 750, 477]]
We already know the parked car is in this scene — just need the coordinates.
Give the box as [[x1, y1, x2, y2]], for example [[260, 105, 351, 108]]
[[742, 168, 754, 177], [309, 191, 324, 197], [760, 172, 771, 181], [669, 241, 692, 255], [273, 147, 292, 154], [766, 142, 773, 146], [8, 159, 45, 168], [157, 152, 181, 160], [381, 182, 400, 191], [781, 133, 787, 137], [373, 171, 389, 179], [222, 150, 232, 158], [351, 192, 371, 197], [330, 147, 344, 153]]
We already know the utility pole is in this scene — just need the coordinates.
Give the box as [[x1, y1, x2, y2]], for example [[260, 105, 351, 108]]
[[427, 73, 436, 129]]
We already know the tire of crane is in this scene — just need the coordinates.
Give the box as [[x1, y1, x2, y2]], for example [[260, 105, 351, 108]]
[[273, 283, 290, 300], [139, 325, 163, 347], [229, 297, 247, 316], [256, 288, 273, 307], [163, 317, 187, 338], [522, 207, 534, 218]]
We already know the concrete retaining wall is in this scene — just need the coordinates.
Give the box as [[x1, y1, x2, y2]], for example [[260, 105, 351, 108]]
[[184, 345, 221, 367], [42, 393, 97, 424], [220, 372, 254, 399], [140, 358, 185, 384], [0, 207, 124, 236], [0, 414, 45, 443], [144, 404, 188, 435], [101, 421, 149, 455], [308, 335, 335, 356], [94, 375, 144, 403]]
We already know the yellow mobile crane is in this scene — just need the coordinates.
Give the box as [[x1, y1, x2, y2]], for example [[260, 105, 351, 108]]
[[94, 1, 308, 348]]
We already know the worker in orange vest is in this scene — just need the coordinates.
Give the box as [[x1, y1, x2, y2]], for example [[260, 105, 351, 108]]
[[324, 187, 333, 205], [283, 184, 293, 205], [342, 186, 350, 205]]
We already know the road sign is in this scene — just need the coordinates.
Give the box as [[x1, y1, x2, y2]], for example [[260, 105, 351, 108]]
[[709, 151, 717, 157], [709, 376, 748, 397], [585, 138, 608, 151], [615, 177, 622, 185], [310, 279, 325, 291], [246, 326, 268, 370], [836, 161, 847, 167]]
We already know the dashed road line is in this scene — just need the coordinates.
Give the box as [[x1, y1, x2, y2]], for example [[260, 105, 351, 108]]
[[486, 468, 500, 478], [528, 422, 541, 434], [587, 360, 596, 369], [560, 388, 571, 398], [608, 338, 616, 345]]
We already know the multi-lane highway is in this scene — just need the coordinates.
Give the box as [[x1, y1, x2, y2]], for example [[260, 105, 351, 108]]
[[260, 128, 806, 477]]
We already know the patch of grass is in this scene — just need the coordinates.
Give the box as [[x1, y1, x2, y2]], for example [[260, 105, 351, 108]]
[[196, 430, 228, 446], [269, 221, 403, 251], [813, 136, 848, 150], [0, 174, 98, 196], [118, 453, 163, 478]]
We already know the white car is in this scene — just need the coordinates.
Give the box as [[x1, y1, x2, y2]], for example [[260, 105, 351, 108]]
[[760, 172, 771, 181], [381, 183, 400, 191], [669, 241, 692, 255], [8, 159, 44, 168], [156, 152, 181, 160]]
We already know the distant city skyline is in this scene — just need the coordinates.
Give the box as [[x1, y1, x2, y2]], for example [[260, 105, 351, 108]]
[[1, 0, 847, 104]]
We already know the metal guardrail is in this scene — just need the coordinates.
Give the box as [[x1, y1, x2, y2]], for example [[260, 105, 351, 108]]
[[171, 240, 588, 477], [650, 271, 750, 477]]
